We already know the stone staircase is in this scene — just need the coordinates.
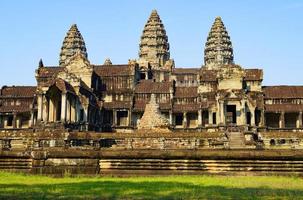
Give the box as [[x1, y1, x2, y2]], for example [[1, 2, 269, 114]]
[[99, 159, 303, 175], [0, 158, 32, 172], [228, 132, 245, 149]]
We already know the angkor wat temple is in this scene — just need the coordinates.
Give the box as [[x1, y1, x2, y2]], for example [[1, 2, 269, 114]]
[[1, 10, 302, 133], [1, 10, 303, 175]]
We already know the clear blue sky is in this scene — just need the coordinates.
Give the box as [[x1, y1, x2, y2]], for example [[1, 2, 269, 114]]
[[0, 0, 302, 86]]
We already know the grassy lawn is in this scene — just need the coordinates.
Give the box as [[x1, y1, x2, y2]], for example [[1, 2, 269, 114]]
[[0, 171, 303, 199]]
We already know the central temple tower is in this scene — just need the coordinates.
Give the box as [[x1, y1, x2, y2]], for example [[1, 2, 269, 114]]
[[138, 10, 170, 70], [204, 17, 234, 69]]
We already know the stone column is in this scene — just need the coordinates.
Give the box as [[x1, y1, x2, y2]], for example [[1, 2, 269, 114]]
[[71, 98, 76, 123], [260, 109, 265, 127], [279, 112, 285, 129], [128, 109, 132, 126], [297, 112, 302, 128], [37, 94, 43, 122], [113, 109, 117, 126], [183, 112, 187, 128], [251, 110, 255, 126], [198, 110, 202, 127], [42, 95, 48, 122], [169, 111, 173, 126], [209, 110, 213, 125], [12, 113, 17, 129], [219, 101, 225, 125], [66, 97, 71, 122], [61, 93, 67, 122], [49, 99, 54, 122]]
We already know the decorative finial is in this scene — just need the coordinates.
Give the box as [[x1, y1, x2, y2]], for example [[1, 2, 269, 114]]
[[38, 59, 44, 68], [104, 58, 112, 65]]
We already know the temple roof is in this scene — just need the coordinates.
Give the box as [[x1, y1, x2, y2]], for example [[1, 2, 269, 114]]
[[139, 10, 170, 68], [135, 80, 172, 94], [263, 86, 303, 99], [244, 69, 263, 81], [59, 24, 88, 66], [93, 65, 133, 76], [175, 87, 198, 98], [0, 86, 36, 97], [204, 17, 234, 68], [172, 68, 199, 74]]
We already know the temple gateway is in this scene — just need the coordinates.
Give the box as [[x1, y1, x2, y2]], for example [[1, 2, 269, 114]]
[[1, 10, 302, 134]]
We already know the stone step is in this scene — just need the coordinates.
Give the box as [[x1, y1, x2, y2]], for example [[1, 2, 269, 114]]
[[100, 159, 303, 173]]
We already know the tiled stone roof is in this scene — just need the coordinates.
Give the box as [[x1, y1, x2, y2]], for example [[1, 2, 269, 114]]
[[199, 69, 218, 82], [175, 87, 198, 98], [0, 86, 36, 97], [263, 86, 303, 99], [93, 65, 133, 76], [135, 80, 172, 94], [244, 69, 263, 81]]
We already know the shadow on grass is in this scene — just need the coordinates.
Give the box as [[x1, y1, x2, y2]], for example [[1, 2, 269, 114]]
[[0, 180, 302, 200]]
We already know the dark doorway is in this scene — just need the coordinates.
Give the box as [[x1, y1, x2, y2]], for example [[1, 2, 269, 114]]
[[246, 112, 251, 125], [117, 111, 128, 126], [226, 105, 236, 124], [212, 112, 217, 125], [140, 73, 146, 80], [255, 109, 261, 126], [175, 114, 183, 126], [202, 111, 209, 126]]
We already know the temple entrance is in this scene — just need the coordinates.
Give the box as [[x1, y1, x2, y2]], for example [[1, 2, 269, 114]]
[[255, 109, 261, 126], [226, 105, 236, 125], [202, 111, 209, 126], [187, 112, 197, 128], [47, 86, 62, 122], [175, 114, 183, 127], [117, 111, 128, 126]]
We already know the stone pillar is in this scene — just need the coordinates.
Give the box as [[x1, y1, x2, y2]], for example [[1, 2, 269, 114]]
[[128, 109, 132, 126], [12, 113, 17, 129], [113, 109, 117, 126], [260, 109, 265, 127], [66, 97, 71, 122], [169, 111, 173, 126], [198, 110, 202, 127], [251, 110, 255, 126], [76, 100, 81, 122], [61, 93, 67, 122], [209, 110, 213, 125], [42, 95, 48, 122], [37, 94, 43, 122], [219, 101, 225, 125], [183, 112, 187, 128], [49, 99, 54, 122], [71, 98, 76, 122], [297, 112, 302, 128], [279, 112, 285, 129]]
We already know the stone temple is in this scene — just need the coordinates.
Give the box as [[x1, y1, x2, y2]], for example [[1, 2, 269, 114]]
[[0, 10, 302, 134]]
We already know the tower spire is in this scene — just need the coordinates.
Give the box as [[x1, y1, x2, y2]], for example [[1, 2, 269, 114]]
[[204, 17, 234, 69], [59, 24, 88, 66], [139, 10, 170, 69]]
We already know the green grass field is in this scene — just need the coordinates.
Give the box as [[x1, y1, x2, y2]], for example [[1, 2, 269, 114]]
[[0, 171, 303, 199]]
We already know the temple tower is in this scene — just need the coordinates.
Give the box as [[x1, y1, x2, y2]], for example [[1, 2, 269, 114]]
[[204, 17, 234, 69], [59, 24, 88, 66], [139, 10, 170, 69]]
